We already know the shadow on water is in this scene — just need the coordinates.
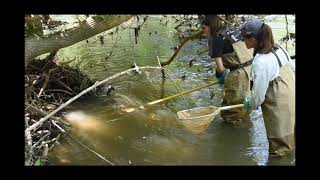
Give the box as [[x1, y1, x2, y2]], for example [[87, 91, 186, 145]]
[[48, 15, 295, 165]]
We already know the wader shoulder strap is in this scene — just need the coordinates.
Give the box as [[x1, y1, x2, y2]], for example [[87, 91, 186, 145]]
[[252, 46, 284, 90], [271, 48, 283, 68], [270, 49, 284, 84], [227, 59, 253, 71], [277, 45, 291, 62]]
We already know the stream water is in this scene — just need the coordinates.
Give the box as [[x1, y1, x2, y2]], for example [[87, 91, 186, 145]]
[[47, 15, 295, 165]]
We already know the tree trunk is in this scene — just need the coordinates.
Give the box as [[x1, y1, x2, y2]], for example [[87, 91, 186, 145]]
[[25, 15, 133, 67], [285, 14, 289, 50]]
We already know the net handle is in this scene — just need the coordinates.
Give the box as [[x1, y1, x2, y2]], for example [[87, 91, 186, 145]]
[[218, 104, 244, 111]]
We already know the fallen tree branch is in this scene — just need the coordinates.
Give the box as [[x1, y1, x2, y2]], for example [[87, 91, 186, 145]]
[[25, 117, 33, 166], [25, 103, 71, 126], [32, 132, 51, 148], [160, 30, 203, 67], [25, 66, 164, 133], [38, 68, 56, 98], [42, 144, 49, 159], [51, 120, 114, 165], [49, 134, 61, 150], [25, 15, 133, 66], [44, 89, 73, 95], [54, 79, 76, 94], [44, 50, 58, 62]]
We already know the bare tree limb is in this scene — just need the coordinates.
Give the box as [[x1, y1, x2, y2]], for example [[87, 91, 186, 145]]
[[44, 50, 59, 62], [25, 15, 133, 67], [25, 66, 164, 133], [25, 117, 33, 166], [285, 15, 289, 50], [51, 120, 114, 165], [54, 78, 76, 94], [160, 30, 203, 67], [32, 132, 51, 148], [44, 89, 73, 95], [25, 103, 71, 126], [159, 15, 233, 67], [42, 144, 49, 159], [38, 68, 56, 98]]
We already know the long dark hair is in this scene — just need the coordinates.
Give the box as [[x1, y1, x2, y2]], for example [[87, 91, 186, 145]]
[[203, 15, 223, 37], [255, 23, 274, 54]]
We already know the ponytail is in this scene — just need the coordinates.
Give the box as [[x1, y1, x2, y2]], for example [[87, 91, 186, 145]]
[[255, 23, 274, 54]]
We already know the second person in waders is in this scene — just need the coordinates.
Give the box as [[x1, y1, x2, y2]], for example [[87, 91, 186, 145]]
[[202, 15, 252, 127]]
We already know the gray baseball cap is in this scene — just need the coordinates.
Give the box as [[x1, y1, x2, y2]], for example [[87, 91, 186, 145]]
[[237, 19, 264, 39]]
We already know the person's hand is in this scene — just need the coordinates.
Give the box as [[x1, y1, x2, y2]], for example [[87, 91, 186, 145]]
[[243, 97, 251, 109], [215, 69, 227, 84]]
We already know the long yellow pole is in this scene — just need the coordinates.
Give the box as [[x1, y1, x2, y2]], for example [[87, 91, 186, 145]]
[[147, 80, 219, 105], [218, 104, 244, 111]]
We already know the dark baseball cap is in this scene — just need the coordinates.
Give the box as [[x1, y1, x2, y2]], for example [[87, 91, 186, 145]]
[[237, 19, 264, 40]]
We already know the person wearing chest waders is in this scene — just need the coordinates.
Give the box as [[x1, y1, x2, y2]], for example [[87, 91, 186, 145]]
[[239, 19, 295, 157], [202, 15, 253, 127]]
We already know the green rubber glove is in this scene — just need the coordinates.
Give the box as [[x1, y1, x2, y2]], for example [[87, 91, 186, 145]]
[[215, 69, 227, 84], [243, 97, 251, 109]]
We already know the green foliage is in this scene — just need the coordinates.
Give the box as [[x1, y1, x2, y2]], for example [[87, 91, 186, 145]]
[[34, 159, 41, 166]]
